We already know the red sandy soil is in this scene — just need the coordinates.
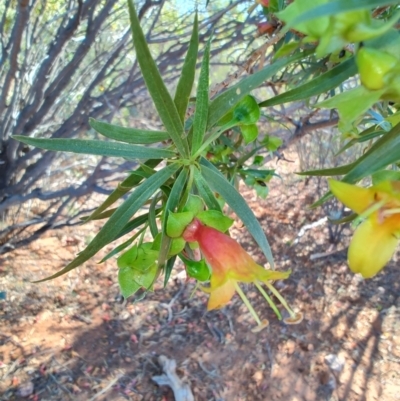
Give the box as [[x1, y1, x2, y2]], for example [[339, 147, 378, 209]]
[[1, 156, 400, 401]]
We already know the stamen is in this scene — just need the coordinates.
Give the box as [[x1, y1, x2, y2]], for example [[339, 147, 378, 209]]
[[382, 208, 400, 216], [254, 282, 282, 320], [234, 282, 262, 326], [264, 281, 296, 318], [352, 200, 386, 227]]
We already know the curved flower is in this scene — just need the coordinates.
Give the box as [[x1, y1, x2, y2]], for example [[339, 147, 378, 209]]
[[329, 179, 400, 278], [182, 218, 302, 328]]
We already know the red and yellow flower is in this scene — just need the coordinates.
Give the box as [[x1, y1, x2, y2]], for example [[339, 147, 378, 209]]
[[183, 218, 302, 330]]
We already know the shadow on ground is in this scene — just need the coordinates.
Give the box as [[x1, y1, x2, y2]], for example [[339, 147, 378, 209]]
[[1, 176, 400, 401]]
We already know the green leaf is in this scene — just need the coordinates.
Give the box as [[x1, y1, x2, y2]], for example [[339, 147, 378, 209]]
[[199, 159, 274, 267], [372, 170, 400, 185], [13, 136, 175, 159], [131, 262, 158, 289], [149, 194, 160, 238], [169, 238, 186, 256], [118, 246, 159, 298], [174, 13, 199, 124], [278, 0, 330, 38], [285, 0, 400, 29], [298, 162, 357, 176], [193, 168, 222, 212], [240, 124, 259, 144], [207, 51, 310, 129], [33, 163, 180, 282], [262, 135, 283, 152], [131, 245, 159, 272], [118, 266, 141, 299], [117, 244, 139, 269], [166, 211, 194, 238], [164, 255, 177, 288], [84, 159, 160, 221], [191, 35, 211, 156], [127, 0, 189, 157], [343, 121, 400, 183], [89, 118, 170, 144], [317, 86, 384, 133], [259, 57, 357, 107], [336, 129, 385, 155], [197, 210, 234, 232], [273, 42, 300, 59], [80, 208, 117, 221], [99, 229, 144, 263], [308, 122, 400, 208], [113, 212, 156, 241]]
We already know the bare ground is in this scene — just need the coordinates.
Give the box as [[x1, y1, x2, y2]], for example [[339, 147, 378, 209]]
[[1, 155, 400, 401]]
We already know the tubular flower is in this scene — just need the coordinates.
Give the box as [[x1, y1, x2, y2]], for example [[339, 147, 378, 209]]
[[182, 218, 302, 330], [329, 179, 400, 278]]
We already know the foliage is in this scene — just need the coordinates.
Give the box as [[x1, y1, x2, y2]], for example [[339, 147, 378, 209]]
[[0, 0, 254, 251], [10, 0, 400, 328]]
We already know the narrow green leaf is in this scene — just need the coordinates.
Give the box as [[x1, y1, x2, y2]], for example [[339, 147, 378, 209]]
[[127, 0, 189, 157], [13, 136, 175, 159], [80, 208, 117, 221], [193, 168, 222, 212], [149, 194, 161, 238], [174, 13, 199, 124], [343, 121, 400, 183], [114, 210, 161, 241], [99, 229, 144, 263], [372, 170, 400, 185], [286, 0, 400, 29], [207, 51, 310, 129], [307, 122, 400, 207], [191, 35, 211, 155], [33, 163, 180, 282], [164, 255, 177, 287], [85, 159, 160, 221], [259, 57, 357, 107], [199, 159, 274, 267], [90, 118, 170, 144], [298, 161, 357, 176], [336, 129, 385, 155]]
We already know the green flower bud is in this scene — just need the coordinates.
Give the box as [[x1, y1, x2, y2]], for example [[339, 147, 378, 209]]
[[179, 254, 210, 281], [182, 195, 204, 216], [356, 47, 397, 90]]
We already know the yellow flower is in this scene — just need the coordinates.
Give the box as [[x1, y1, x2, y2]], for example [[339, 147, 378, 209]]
[[329, 179, 400, 278], [183, 218, 302, 329]]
